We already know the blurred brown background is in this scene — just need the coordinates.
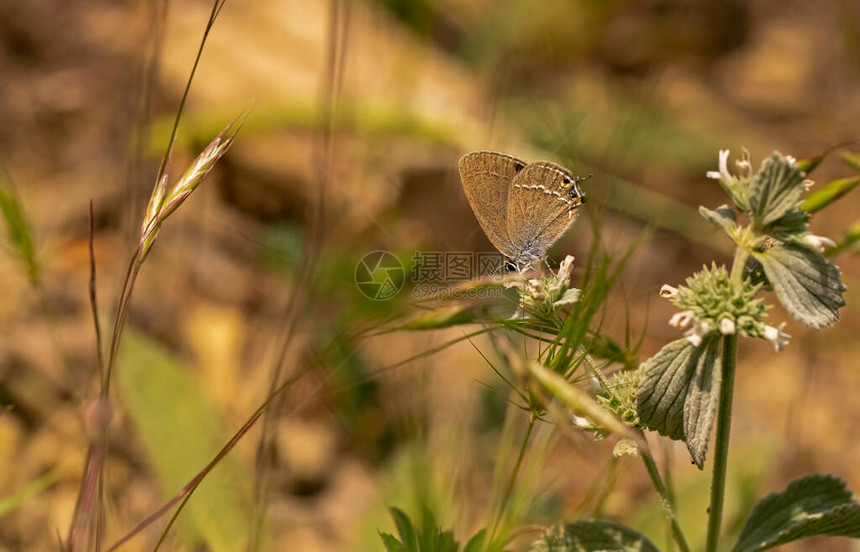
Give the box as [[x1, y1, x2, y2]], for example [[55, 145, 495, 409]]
[[0, 0, 858, 550]]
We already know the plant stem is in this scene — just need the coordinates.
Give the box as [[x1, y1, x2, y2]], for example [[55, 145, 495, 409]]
[[489, 415, 536, 547], [706, 333, 738, 552], [730, 248, 749, 285], [639, 436, 691, 552]]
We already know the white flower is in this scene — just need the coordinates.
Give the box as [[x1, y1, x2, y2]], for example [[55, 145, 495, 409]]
[[786, 155, 796, 165], [707, 149, 731, 181], [736, 149, 753, 177], [763, 322, 790, 352], [659, 284, 679, 299], [803, 234, 836, 253], [571, 414, 593, 430], [803, 179, 815, 191], [527, 278, 543, 294], [558, 255, 575, 280], [669, 310, 695, 329], [613, 438, 639, 458], [684, 319, 711, 347], [668, 311, 714, 345], [719, 317, 736, 335]]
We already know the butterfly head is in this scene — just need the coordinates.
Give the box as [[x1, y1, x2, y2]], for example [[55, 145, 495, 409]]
[[560, 173, 591, 208]]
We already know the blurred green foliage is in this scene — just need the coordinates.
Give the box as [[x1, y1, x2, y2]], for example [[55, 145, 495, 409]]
[[118, 332, 252, 551]]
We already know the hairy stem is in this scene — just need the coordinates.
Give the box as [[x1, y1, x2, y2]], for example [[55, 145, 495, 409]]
[[639, 436, 691, 552], [730, 247, 749, 285], [706, 332, 738, 552]]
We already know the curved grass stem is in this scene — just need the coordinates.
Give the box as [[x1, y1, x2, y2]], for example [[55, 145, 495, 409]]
[[488, 415, 536, 548]]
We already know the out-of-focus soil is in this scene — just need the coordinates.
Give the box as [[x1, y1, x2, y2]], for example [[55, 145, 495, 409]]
[[0, 0, 858, 550]]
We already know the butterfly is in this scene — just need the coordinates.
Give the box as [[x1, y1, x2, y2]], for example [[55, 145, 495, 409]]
[[458, 151, 588, 272]]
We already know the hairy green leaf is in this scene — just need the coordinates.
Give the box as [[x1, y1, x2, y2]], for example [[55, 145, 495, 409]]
[[802, 177, 859, 214], [636, 335, 721, 469], [748, 154, 806, 228], [763, 208, 809, 241], [637, 339, 694, 441], [682, 335, 721, 468], [742, 257, 771, 290], [529, 520, 659, 552], [733, 474, 860, 552], [754, 243, 846, 329], [699, 205, 738, 239]]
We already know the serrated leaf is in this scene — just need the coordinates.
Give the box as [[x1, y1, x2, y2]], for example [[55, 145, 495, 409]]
[[381, 531, 406, 552], [529, 520, 659, 552], [381, 507, 462, 552], [720, 175, 752, 214], [742, 257, 771, 290], [699, 205, 738, 239], [748, 153, 806, 228], [801, 177, 859, 214], [763, 208, 809, 240], [636, 335, 721, 469], [637, 339, 693, 441], [732, 474, 860, 552], [390, 507, 417, 548], [682, 335, 720, 468], [416, 508, 458, 552], [754, 242, 846, 329]]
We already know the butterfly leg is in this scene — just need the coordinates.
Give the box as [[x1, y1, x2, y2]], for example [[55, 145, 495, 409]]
[[488, 260, 519, 276]]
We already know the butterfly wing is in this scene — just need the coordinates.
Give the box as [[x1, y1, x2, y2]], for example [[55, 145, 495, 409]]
[[458, 151, 525, 258], [506, 161, 584, 259]]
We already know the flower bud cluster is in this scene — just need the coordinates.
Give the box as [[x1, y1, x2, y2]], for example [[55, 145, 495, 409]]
[[507, 255, 581, 318], [664, 264, 768, 344]]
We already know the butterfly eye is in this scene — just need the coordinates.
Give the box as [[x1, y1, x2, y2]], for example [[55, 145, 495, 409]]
[[504, 262, 518, 273], [569, 187, 586, 202]]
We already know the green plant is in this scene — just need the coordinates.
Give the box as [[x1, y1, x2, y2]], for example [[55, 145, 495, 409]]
[[377, 148, 859, 552], [636, 149, 853, 552], [380, 507, 487, 552]]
